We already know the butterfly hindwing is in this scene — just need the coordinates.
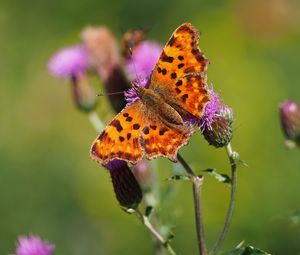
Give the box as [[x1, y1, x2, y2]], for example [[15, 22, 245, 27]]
[[90, 100, 195, 164], [90, 101, 145, 165]]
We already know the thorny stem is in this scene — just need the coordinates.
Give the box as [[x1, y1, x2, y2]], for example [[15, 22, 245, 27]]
[[88, 111, 104, 132], [210, 142, 237, 255], [177, 153, 208, 255], [135, 209, 177, 255]]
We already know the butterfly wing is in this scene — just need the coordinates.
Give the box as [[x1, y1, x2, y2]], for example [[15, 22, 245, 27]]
[[150, 23, 210, 118], [90, 101, 145, 165], [90, 100, 194, 165], [140, 117, 194, 162]]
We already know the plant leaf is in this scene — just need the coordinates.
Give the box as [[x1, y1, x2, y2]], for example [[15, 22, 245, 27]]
[[203, 168, 231, 184]]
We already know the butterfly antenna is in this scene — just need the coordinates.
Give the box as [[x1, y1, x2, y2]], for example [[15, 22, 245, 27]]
[[97, 91, 125, 97]]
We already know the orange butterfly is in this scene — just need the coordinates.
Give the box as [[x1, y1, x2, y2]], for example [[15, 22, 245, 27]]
[[90, 23, 211, 165]]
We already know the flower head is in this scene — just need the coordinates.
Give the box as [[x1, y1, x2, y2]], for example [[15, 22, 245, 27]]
[[15, 235, 55, 255], [280, 100, 300, 146], [125, 41, 162, 81], [48, 45, 88, 78], [200, 89, 234, 147], [124, 77, 149, 104], [199, 88, 223, 131], [105, 160, 143, 209]]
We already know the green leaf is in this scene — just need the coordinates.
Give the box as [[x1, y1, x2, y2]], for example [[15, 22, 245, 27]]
[[203, 168, 231, 184], [165, 175, 190, 182], [222, 242, 271, 255]]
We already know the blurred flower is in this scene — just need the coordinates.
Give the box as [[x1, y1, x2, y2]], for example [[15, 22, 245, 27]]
[[125, 41, 162, 81], [15, 235, 55, 255], [81, 26, 129, 112], [121, 28, 145, 60], [105, 160, 143, 209], [200, 89, 234, 148], [280, 100, 300, 147], [48, 45, 88, 78], [48, 44, 97, 112], [124, 77, 149, 104], [132, 160, 152, 191]]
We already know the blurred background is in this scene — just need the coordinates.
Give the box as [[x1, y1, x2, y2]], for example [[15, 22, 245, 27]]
[[1, 0, 300, 254]]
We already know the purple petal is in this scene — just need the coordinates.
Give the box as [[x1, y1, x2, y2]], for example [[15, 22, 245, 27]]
[[48, 44, 88, 79], [16, 235, 55, 255], [125, 41, 162, 81], [124, 76, 149, 104]]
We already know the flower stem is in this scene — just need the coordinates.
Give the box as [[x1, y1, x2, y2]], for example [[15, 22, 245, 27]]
[[177, 153, 208, 255], [88, 111, 104, 132], [135, 209, 177, 255], [210, 142, 237, 255]]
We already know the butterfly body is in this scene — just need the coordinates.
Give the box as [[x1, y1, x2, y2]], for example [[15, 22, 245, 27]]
[[135, 86, 184, 125], [91, 23, 211, 165]]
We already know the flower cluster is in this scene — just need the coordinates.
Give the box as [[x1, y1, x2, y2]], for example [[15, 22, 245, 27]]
[[15, 235, 55, 255]]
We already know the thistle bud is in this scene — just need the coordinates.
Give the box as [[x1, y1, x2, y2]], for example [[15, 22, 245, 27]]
[[71, 73, 97, 112], [200, 89, 234, 148], [121, 28, 145, 60], [132, 160, 152, 191], [105, 160, 142, 209], [81, 26, 129, 112], [279, 100, 300, 146], [48, 45, 97, 112]]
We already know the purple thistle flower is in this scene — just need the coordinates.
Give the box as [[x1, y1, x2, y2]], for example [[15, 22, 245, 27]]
[[124, 77, 149, 104], [125, 41, 162, 81], [15, 235, 55, 255], [104, 159, 143, 209], [199, 88, 223, 131], [199, 88, 234, 147], [48, 44, 88, 79]]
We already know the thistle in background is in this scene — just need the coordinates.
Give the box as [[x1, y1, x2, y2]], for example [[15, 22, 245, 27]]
[[104, 160, 143, 209], [121, 28, 145, 60], [81, 26, 130, 113], [200, 89, 234, 148], [124, 40, 162, 81], [280, 100, 300, 148], [48, 44, 97, 112], [15, 235, 55, 255]]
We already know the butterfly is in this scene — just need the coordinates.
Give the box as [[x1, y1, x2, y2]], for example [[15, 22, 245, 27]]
[[90, 23, 211, 165]]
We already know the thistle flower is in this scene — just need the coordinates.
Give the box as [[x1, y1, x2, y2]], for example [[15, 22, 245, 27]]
[[48, 44, 97, 112], [104, 160, 143, 209], [15, 235, 55, 255], [81, 26, 129, 112], [121, 28, 145, 60], [124, 76, 149, 104], [48, 45, 88, 78], [125, 41, 163, 81], [200, 89, 234, 148], [280, 100, 300, 147]]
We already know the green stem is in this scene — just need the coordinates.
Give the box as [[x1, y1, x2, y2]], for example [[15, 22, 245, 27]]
[[210, 142, 237, 255], [88, 111, 104, 132], [135, 209, 177, 255], [177, 153, 208, 255]]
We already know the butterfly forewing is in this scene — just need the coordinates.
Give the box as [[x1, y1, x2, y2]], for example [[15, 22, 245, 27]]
[[150, 23, 210, 118]]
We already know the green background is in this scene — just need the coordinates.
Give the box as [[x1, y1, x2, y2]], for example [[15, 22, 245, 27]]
[[1, 0, 300, 254]]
